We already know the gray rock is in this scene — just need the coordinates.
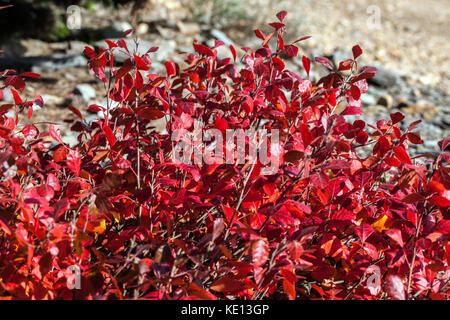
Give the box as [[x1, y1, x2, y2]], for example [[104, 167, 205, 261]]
[[154, 40, 177, 62], [377, 94, 394, 109], [368, 64, 398, 88], [361, 92, 377, 106], [210, 29, 235, 47], [74, 84, 96, 102], [101, 21, 133, 38], [0, 54, 86, 73], [178, 22, 201, 36], [67, 41, 89, 54], [62, 134, 79, 147], [32, 54, 87, 72]]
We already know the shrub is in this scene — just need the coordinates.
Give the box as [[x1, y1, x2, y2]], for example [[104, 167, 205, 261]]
[[0, 10, 449, 300]]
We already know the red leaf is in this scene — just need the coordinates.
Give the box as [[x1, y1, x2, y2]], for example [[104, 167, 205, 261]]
[[390, 112, 405, 124], [352, 45, 363, 59], [439, 137, 450, 151], [67, 150, 81, 176], [402, 193, 425, 204], [104, 125, 116, 147], [393, 145, 412, 165], [10, 88, 23, 105], [292, 36, 311, 44], [211, 218, 225, 243], [122, 28, 133, 37], [0, 216, 12, 236], [104, 39, 118, 48], [434, 220, 450, 235], [5, 76, 25, 92], [252, 239, 269, 267], [138, 108, 165, 120], [302, 55, 310, 77], [20, 72, 40, 78], [193, 43, 214, 57], [430, 195, 450, 207], [68, 105, 83, 119], [287, 241, 304, 261], [210, 276, 252, 294], [406, 132, 424, 145], [47, 173, 60, 191], [268, 22, 285, 30], [315, 56, 333, 70], [385, 275, 405, 300], [350, 85, 361, 100], [299, 123, 312, 146], [262, 32, 275, 47], [283, 279, 296, 300], [22, 124, 38, 140], [178, 163, 201, 182], [49, 125, 63, 144], [277, 33, 284, 50], [135, 69, 143, 89], [342, 106, 362, 116], [276, 10, 288, 22], [53, 145, 67, 162], [36, 184, 54, 202], [134, 54, 150, 71], [385, 156, 401, 167], [165, 60, 176, 77], [284, 45, 298, 57], [254, 29, 265, 40], [338, 59, 353, 71], [229, 45, 236, 62], [33, 95, 44, 108], [355, 224, 374, 243], [385, 229, 404, 247], [186, 283, 217, 300]]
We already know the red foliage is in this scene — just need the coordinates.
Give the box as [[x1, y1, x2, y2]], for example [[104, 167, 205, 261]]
[[0, 11, 449, 300]]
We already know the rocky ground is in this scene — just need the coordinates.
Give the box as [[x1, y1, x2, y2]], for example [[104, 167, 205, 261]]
[[0, 0, 448, 154]]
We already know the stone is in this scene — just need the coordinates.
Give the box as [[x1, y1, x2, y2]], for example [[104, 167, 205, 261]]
[[361, 93, 377, 106], [67, 41, 89, 54], [377, 94, 394, 109], [210, 29, 235, 47], [1, 39, 51, 58], [412, 88, 421, 97], [101, 21, 133, 38], [368, 64, 398, 88], [154, 40, 177, 62], [74, 84, 96, 102], [62, 134, 79, 147], [402, 102, 435, 115], [136, 23, 149, 35], [0, 54, 86, 73], [177, 22, 201, 36], [40, 94, 65, 106]]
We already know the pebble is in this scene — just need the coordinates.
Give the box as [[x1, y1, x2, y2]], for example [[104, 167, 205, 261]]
[[74, 84, 96, 102], [377, 94, 394, 109], [361, 93, 377, 106], [368, 64, 398, 88], [136, 23, 149, 35], [177, 22, 201, 36]]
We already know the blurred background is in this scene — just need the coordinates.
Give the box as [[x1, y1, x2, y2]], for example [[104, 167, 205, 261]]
[[0, 0, 448, 154]]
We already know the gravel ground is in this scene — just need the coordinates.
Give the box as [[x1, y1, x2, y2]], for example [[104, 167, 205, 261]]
[[243, 0, 449, 94], [1, 0, 448, 153]]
